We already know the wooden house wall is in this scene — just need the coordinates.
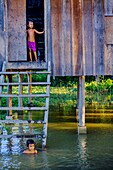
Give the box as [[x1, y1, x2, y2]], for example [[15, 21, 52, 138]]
[[7, 0, 27, 61], [0, 0, 113, 76], [50, 0, 82, 76], [49, 0, 106, 76]]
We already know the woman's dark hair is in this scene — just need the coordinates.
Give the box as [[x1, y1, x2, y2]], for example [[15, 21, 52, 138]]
[[27, 139, 35, 147]]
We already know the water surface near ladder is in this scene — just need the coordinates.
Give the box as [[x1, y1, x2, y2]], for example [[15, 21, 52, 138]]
[[0, 109, 113, 170]]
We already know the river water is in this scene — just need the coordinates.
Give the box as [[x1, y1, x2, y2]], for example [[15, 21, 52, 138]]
[[0, 109, 113, 170]]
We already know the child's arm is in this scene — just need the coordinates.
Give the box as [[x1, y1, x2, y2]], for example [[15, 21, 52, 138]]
[[34, 29, 44, 34], [34, 149, 38, 154]]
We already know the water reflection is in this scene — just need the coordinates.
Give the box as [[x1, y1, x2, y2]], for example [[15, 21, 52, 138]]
[[0, 119, 113, 169], [1, 156, 21, 170], [0, 138, 10, 155], [11, 138, 21, 155], [77, 135, 89, 169]]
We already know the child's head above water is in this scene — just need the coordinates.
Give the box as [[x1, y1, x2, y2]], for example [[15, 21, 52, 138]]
[[23, 139, 38, 154], [27, 139, 35, 147]]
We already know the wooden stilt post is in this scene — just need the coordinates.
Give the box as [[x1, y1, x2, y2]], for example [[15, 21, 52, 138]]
[[28, 71, 32, 120], [78, 76, 87, 134], [18, 74, 23, 119], [76, 77, 79, 122], [8, 75, 12, 116]]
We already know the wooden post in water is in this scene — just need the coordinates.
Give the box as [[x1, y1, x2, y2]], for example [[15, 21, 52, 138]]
[[78, 76, 87, 134], [76, 77, 79, 122]]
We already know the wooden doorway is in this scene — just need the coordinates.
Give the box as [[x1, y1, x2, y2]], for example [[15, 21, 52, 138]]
[[26, 0, 45, 62]]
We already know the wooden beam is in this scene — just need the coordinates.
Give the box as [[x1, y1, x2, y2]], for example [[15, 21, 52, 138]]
[[0, 120, 46, 124], [0, 71, 51, 75], [0, 82, 51, 86], [0, 94, 49, 97], [0, 134, 44, 139]]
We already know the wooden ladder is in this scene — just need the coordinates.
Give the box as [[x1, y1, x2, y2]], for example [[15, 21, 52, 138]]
[[0, 62, 51, 149]]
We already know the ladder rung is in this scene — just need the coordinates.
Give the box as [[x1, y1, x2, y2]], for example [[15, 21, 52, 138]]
[[0, 134, 44, 139], [0, 107, 48, 111], [0, 71, 51, 75], [0, 94, 49, 97], [0, 120, 46, 124], [0, 82, 51, 86]]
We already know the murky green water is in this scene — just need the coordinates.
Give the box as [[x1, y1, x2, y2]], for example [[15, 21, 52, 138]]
[[1, 101, 113, 170]]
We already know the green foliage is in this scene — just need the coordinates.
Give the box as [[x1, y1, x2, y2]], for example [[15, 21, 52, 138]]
[[85, 78, 113, 93], [51, 76, 78, 87], [0, 76, 113, 114]]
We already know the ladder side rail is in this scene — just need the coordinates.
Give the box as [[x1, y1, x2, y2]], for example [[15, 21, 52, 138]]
[[0, 106, 47, 111], [0, 61, 6, 94], [0, 82, 51, 85], [42, 61, 51, 148], [0, 62, 6, 113]]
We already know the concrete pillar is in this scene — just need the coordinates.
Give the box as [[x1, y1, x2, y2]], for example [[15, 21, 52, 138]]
[[78, 76, 87, 134]]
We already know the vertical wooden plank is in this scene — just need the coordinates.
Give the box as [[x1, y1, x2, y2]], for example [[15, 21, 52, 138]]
[[105, 17, 113, 44], [8, 0, 27, 61], [65, 0, 72, 75], [92, 0, 96, 75], [94, 0, 104, 75], [82, 0, 93, 75], [71, 0, 82, 75], [60, 0, 65, 76], [51, 0, 61, 75], [46, 0, 53, 75], [81, 0, 85, 75], [104, 0, 113, 15], [0, 0, 6, 64], [104, 44, 113, 75], [44, 0, 47, 63], [4, 0, 8, 62], [59, 0, 72, 75]]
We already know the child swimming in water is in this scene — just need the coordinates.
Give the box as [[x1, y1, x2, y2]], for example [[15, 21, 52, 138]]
[[23, 139, 38, 154]]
